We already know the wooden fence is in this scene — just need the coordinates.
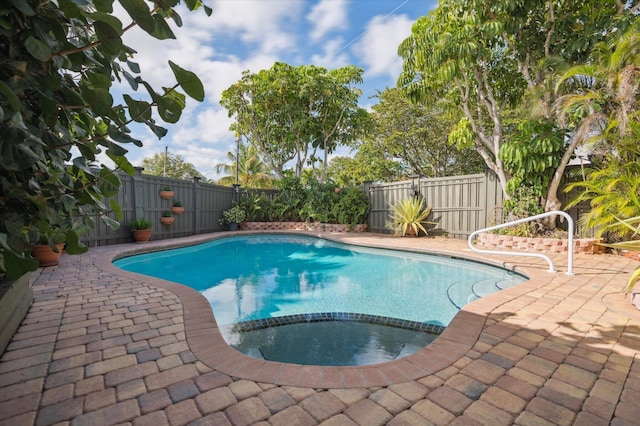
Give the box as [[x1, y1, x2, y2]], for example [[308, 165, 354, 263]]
[[366, 170, 589, 239], [82, 168, 235, 246], [84, 169, 590, 245]]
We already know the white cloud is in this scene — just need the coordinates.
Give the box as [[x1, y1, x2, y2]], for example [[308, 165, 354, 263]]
[[209, 0, 302, 54], [352, 14, 414, 80], [306, 0, 349, 41], [310, 37, 350, 69]]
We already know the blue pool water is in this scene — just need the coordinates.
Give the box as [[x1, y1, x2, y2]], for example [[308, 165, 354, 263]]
[[114, 234, 526, 365]]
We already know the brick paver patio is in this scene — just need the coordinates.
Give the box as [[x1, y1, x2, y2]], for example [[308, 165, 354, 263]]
[[1, 231, 639, 425]]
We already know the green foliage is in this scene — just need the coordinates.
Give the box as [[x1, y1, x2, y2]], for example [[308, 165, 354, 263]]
[[366, 88, 484, 179], [236, 177, 370, 228], [216, 141, 274, 188], [398, 0, 632, 214], [599, 216, 640, 293], [130, 218, 152, 231], [220, 62, 368, 180], [162, 211, 174, 218], [0, 0, 210, 279], [499, 120, 565, 198], [331, 187, 371, 230], [221, 205, 246, 224], [299, 179, 340, 224], [142, 153, 206, 180], [565, 158, 640, 239], [387, 197, 435, 237]]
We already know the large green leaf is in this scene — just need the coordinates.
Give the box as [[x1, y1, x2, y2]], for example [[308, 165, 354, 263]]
[[123, 94, 151, 122], [157, 96, 182, 123], [25, 36, 52, 61], [0, 81, 20, 113], [0, 234, 38, 280], [94, 20, 123, 56], [118, 0, 155, 35], [169, 61, 205, 101], [10, 0, 35, 16], [151, 14, 176, 40], [64, 230, 88, 255]]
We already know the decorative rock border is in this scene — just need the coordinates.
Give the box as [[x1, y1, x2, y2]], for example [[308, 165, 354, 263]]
[[475, 233, 605, 254], [239, 221, 368, 233]]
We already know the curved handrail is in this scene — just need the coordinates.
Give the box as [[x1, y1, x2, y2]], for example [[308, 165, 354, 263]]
[[468, 211, 574, 275]]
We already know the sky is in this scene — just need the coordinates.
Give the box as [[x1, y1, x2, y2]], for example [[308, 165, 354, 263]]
[[116, 0, 437, 181]]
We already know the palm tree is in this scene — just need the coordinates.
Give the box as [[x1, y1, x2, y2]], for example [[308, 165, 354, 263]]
[[559, 21, 640, 237], [215, 141, 275, 189], [556, 20, 640, 152]]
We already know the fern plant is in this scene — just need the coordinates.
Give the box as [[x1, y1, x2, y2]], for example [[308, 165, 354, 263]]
[[387, 197, 435, 237]]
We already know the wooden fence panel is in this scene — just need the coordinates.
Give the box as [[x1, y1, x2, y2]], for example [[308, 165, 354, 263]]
[[81, 169, 234, 246], [367, 172, 504, 239]]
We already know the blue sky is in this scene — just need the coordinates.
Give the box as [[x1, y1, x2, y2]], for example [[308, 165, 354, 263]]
[[117, 0, 437, 180]]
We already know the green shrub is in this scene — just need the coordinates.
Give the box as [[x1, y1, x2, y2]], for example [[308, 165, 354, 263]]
[[332, 187, 371, 229]]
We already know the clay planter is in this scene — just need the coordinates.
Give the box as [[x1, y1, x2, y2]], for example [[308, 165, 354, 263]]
[[31, 243, 65, 267], [160, 216, 175, 226], [170, 206, 185, 215], [132, 229, 152, 243], [159, 190, 174, 200]]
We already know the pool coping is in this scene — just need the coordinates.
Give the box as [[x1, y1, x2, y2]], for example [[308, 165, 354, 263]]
[[96, 231, 548, 389]]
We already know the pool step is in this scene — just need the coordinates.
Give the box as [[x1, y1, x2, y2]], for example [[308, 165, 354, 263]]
[[447, 278, 505, 309]]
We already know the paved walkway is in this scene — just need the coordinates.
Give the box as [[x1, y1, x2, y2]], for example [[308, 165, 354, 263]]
[[1, 231, 639, 426]]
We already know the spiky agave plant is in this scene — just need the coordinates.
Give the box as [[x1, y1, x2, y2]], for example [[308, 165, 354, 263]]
[[387, 197, 435, 237]]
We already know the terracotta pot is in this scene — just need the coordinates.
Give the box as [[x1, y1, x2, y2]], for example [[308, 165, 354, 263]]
[[228, 222, 238, 231], [160, 216, 175, 225], [132, 229, 152, 243], [159, 190, 174, 200], [31, 243, 65, 267], [170, 206, 185, 215]]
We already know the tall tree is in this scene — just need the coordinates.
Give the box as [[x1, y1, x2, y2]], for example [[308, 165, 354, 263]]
[[215, 142, 275, 188], [368, 88, 484, 178], [141, 152, 206, 180], [398, 0, 634, 216], [0, 0, 210, 279], [220, 62, 368, 180]]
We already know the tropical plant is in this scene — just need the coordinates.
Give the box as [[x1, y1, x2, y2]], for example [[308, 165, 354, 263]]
[[331, 187, 371, 230], [565, 159, 640, 239], [397, 0, 633, 215], [387, 197, 436, 237], [222, 205, 246, 224], [220, 63, 368, 180], [215, 141, 274, 188], [130, 218, 152, 231], [0, 0, 210, 280], [601, 216, 640, 294]]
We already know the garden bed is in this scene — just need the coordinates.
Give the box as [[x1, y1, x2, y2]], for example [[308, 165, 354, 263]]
[[239, 222, 368, 233], [475, 233, 605, 254]]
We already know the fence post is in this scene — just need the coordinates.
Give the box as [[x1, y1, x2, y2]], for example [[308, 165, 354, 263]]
[[133, 167, 145, 222], [192, 176, 201, 235]]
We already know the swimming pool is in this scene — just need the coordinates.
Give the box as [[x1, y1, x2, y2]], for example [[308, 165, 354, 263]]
[[114, 234, 526, 365]]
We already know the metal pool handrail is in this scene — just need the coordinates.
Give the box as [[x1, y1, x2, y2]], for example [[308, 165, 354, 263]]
[[468, 211, 574, 275]]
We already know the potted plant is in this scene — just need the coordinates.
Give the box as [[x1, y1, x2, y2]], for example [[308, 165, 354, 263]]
[[160, 211, 175, 225], [387, 197, 436, 237], [159, 186, 174, 200], [31, 230, 66, 267], [221, 205, 246, 231], [171, 200, 185, 215], [130, 218, 152, 243]]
